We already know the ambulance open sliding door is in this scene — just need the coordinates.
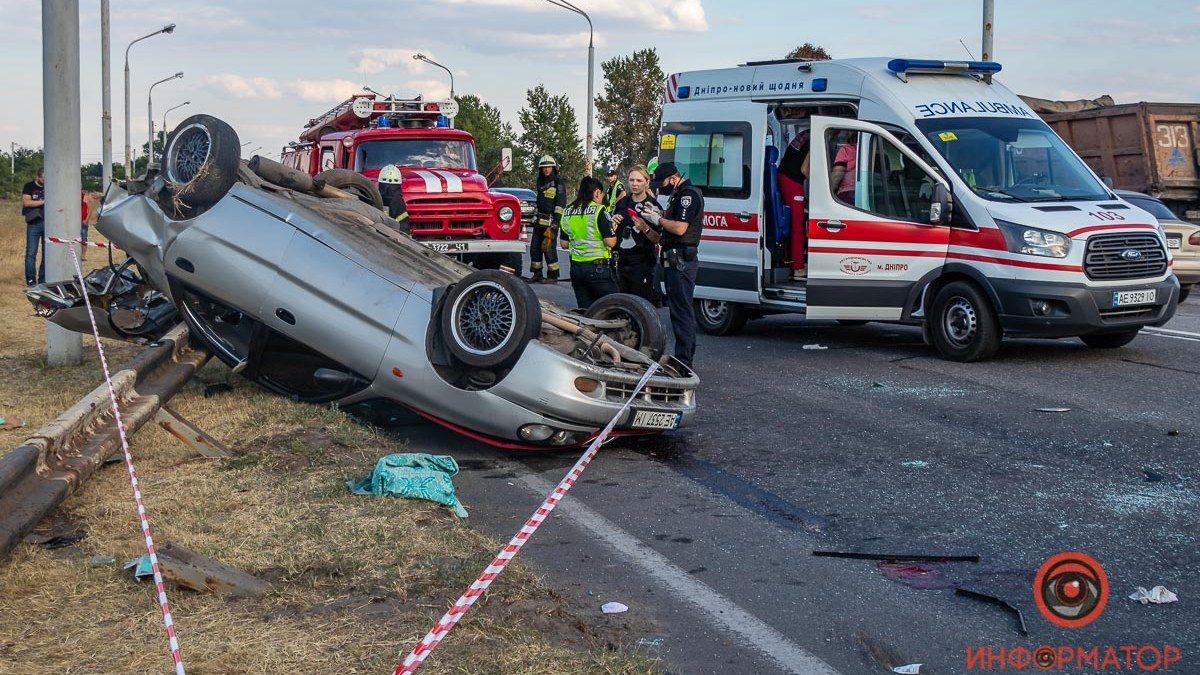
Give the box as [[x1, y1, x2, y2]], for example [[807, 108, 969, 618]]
[[659, 101, 766, 303]]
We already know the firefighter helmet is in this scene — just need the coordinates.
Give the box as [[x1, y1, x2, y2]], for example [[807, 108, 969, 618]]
[[537, 155, 557, 168], [378, 164, 403, 184]]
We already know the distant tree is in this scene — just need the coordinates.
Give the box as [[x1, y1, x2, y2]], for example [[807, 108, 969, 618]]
[[785, 43, 832, 60], [454, 94, 524, 187], [517, 84, 585, 189], [595, 48, 665, 175], [0, 146, 44, 200]]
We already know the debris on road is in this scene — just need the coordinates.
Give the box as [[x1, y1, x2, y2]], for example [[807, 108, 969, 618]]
[[1166, 429, 1180, 437], [893, 664, 922, 674], [126, 543, 269, 598], [349, 453, 469, 518], [23, 531, 86, 549], [202, 382, 234, 398], [1129, 586, 1179, 604], [813, 550, 981, 563], [955, 587, 1029, 636], [0, 417, 27, 431], [1036, 407, 1071, 413], [637, 638, 664, 648], [901, 460, 929, 469], [802, 344, 828, 350], [1143, 469, 1165, 483], [125, 555, 153, 579], [89, 554, 116, 566], [601, 602, 629, 614], [878, 562, 958, 590]]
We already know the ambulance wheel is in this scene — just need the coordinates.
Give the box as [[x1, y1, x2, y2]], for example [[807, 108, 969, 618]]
[[157, 114, 241, 219], [929, 281, 1001, 362], [315, 168, 384, 211], [441, 269, 541, 369], [586, 293, 666, 359], [1079, 330, 1139, 349], [695, 299, 747, 336]]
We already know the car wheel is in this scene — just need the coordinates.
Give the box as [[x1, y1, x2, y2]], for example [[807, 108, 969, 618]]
[[585, 293, 667, 359], [694, 299, 747, 336], [441, 269, 541, 369], [157, 114, 241, 219], [1079, 330, 1139, 349], [929, 281, 1001, 362], [315, 168, 384, 211]]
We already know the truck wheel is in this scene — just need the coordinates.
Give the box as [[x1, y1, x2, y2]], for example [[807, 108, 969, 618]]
[[585, 293, 667, 359], [929, 281, 1001, 362], [441, 269, 541, 369], [1079, 330, 1139, 349], [315, 168, 384, 211], [157, 114, 241, 219], [695, 299, 747, 336]]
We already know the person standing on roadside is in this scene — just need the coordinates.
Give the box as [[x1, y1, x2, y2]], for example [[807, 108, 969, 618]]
[[603, 167, 625, 211], [610, 165, 662, 305], [637, 162, 703, 367], [531, 155, 565, 283], [559, 176, 618, 309], [21, 168, 46, 286]]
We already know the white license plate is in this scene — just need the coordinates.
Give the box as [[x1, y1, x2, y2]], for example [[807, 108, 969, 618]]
[[631, 410, 681, 430], [427, 242, 469, 253], [1167, 236, 1182, 250], [1113, 289, 1157, 306]]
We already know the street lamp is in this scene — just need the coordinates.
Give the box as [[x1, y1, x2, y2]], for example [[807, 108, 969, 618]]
[[147, 72, 183, 167], [124, 23, 175, 178], [161, 100, 189, 138], [412, 53, 454, 99], [545, 0, 593, 175]]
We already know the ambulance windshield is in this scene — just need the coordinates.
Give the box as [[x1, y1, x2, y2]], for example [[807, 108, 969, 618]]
[[915, 117, 1108, 202], [355, 139, 477, 171]]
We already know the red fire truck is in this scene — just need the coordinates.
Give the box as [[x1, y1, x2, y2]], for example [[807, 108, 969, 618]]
[[281, 93, 524, 269]]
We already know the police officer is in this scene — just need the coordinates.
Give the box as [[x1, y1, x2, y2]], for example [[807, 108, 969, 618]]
[[559, 176, 619, 309], [531, 155, 565, 283], [377, 164, 411, 234], [637, 162, 703, 367], [603, 167, 625, 211]]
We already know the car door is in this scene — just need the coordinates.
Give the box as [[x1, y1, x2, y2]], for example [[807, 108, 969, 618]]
[[806, 116, 952, 320], [659, 101, 766, 304]]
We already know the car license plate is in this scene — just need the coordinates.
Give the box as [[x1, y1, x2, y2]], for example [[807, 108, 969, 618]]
[[1113, 289, 1157, 307], [631, 410, 681, 430], [1166, 235, 1182, 250], [427, 242, 469, 253]]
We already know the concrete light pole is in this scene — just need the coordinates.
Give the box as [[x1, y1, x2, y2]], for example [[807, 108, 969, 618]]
[[100, 0, 112, 190], [42, 0, 83, 365], [545, 0, 594, 175], [161, 101, 190, 138], [147, 72, 183, 167], [413, 53, 454, 99], [124, 23, 175, 179]]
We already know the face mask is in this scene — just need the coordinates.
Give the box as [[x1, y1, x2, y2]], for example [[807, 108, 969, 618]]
[[659, 180, 675, 196]]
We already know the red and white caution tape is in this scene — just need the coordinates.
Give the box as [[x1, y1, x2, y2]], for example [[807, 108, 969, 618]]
[[392, 361, 661, 675], [60, 242, 185, 674], [47, 236, 121, 250]]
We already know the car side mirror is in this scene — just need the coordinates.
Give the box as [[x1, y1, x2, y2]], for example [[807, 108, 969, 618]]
[[929, 183, 952, 225]]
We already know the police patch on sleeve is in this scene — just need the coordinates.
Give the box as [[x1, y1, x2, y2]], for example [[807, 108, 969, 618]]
[[681, 195, 693, 208]]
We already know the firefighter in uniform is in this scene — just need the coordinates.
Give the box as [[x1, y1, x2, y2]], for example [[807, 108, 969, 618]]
[[638, 162, 703, 367], [559, 176, 619, 308], [377, 164, 411, 234], [531, 155, 566, 283]]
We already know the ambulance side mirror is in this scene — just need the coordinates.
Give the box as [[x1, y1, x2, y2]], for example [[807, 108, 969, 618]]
[[929, 183, 952, 225]]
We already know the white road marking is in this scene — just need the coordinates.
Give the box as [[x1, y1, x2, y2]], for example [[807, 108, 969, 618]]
[[414, 170, 443, 193], [1143, 327, 1200, 342], [514, 471, 840, 675]]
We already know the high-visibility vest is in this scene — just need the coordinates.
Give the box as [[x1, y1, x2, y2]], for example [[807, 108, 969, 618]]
[[564, 202, 612, 263], [605, 180, 623, 211]]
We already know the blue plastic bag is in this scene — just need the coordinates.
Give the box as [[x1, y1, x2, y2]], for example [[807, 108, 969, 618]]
[[348, 453, 468, 518]]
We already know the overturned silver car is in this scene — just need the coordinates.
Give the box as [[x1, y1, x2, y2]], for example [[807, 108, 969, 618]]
[[29, 115, 697, 449]]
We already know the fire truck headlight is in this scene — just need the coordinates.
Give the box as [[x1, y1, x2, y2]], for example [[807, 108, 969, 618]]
[[498, 206, 515, 222]]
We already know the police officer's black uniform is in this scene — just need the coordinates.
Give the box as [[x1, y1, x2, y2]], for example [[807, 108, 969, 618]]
[[532, 168, 566, 282], [648, 162, 703, 367]]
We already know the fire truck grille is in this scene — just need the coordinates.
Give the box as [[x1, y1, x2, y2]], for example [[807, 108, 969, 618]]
[[1083, 233, 1167, 281], [407, 196, 492, 235]]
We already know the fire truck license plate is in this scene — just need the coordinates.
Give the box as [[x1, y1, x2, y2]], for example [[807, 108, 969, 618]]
[[1113, 289, 1157, 307], [631, 410, 681, 430], [427, 242, 469, 253]]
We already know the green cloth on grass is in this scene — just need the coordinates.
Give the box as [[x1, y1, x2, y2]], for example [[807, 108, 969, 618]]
[[348, 453, 468, 518]]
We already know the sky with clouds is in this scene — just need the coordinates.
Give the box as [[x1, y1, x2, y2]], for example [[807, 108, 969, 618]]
[[2, 0, 1197, 165]]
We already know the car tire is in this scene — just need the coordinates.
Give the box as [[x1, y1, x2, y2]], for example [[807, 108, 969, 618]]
[[585, 293, 667, 359], [441, 269, 541, 369], [1079, 330, 1139, 349], [929, 281, 1001, 362], [315, 168, 384, 211], [694, 299, 748, 336], [157, 114, 241, 219]]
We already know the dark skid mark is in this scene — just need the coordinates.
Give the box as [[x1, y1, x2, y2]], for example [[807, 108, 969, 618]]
[[1120, 358, 1200, 376]]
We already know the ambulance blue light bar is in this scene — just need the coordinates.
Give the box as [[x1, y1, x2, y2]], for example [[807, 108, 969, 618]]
[[887, 59, 1002, 76]]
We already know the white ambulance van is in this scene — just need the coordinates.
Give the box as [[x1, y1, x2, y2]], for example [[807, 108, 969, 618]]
[[658, 58, 1179, 361]]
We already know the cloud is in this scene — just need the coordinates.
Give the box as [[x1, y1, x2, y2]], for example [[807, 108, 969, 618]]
[[439, 0, 707, 32], [402, 79, 452, 100], [357, 48, 431, 76], [290, 78, 363, 103], [855, 6, 893, 19], [492, 30, 603, 51], [203, 74, 282, 99]]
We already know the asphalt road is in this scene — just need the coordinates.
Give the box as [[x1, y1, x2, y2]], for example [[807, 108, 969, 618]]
[[393, 258, 1199, 674]]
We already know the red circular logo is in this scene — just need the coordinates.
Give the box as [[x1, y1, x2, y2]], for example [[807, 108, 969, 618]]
[[1033, 552, 1108, 628]]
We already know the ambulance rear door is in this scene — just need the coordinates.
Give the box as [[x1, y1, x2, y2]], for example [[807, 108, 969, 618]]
[[806, 115, 953, 320], [659, 101, 766, 304]]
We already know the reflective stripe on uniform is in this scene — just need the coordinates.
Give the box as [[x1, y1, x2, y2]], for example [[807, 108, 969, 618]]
[[564, 203, 612, 263]]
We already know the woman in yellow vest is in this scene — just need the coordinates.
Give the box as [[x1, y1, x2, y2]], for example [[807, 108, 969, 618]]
[[558, 176, 619, 309]]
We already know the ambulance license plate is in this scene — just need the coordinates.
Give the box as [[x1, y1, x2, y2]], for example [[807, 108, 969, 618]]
[[1166, 235, 1181, 250], [1113, 289, 1157, 307], [427, 242, 469, 253], [631, 410, 681, 430]]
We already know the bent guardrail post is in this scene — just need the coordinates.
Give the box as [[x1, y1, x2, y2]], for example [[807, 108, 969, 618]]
[[0, 325, 210, 559]]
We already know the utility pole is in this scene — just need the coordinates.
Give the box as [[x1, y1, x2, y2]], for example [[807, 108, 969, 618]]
[[42, 0, 83, 365], [981, 0, 994, 82], [546, 0, 594, 176], [101, 0, 112, 189]]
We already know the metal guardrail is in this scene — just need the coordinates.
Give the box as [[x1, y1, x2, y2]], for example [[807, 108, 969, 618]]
[[0, 325, 209, 559]]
